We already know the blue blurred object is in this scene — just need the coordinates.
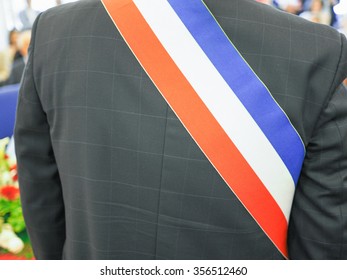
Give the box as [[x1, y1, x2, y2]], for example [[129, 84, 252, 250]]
[[0, 84, 20, 139]]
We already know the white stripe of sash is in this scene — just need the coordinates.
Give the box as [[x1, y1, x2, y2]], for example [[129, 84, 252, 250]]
[[133, 0, 295, 221]]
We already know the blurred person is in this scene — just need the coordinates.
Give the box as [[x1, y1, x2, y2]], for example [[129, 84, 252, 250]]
[[256, 0, 273, 5], [5, 30, 31, 85], [275, 0, 303, 14], [329, 0, 339, 26], [15, 0, 347, 260], [10, 30, 23, 62], [0, 52, 9, 83], [302, 0, 339, 26], [300, 0, 331, 24], [19, 0, 39, 30], [0, 30, 20, 83]]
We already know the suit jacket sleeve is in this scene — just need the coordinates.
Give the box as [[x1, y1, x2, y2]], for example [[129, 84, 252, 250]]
[[288, 33, 347, 259], [14, 13, 66, 260]]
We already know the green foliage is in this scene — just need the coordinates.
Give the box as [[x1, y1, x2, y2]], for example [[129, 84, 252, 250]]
[[0, 198, 26, 233], [0, 138, 32, 258]]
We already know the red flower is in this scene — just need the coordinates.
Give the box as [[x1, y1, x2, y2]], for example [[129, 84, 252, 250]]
[[0, 185, 20, 201], [10, 169, 18, 182], [9, 164, 17, 172], [8, 164, 18, 181], [11, 172, 18, 182], [0, 254, 34, 260]]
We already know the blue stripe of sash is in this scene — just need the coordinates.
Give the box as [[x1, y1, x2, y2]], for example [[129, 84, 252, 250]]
[[168, 0, 305, 184]]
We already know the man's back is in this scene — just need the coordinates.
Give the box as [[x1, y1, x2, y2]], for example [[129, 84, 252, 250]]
[[15, 0, 347, 259]]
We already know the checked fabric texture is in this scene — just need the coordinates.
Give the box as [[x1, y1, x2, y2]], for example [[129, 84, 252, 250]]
[[15, 0, 347, 259]]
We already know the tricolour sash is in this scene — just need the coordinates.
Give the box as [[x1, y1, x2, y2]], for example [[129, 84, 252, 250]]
[[101, 0, 305, 258]]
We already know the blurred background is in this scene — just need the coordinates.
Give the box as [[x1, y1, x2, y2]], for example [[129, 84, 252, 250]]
[[0, 0, 346, 260], [0, 1, 79, 50]]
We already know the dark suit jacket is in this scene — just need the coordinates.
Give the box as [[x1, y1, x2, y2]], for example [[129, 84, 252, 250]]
[[14, 0, 347, 259]]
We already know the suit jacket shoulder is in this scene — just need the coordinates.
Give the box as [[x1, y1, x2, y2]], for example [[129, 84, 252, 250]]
[[205, 0, 347, 145]]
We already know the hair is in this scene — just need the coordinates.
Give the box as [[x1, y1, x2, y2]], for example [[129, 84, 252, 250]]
[[8, 29, 19, 46]]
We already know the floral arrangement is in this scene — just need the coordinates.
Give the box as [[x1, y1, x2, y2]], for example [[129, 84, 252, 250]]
[[0, 137, 26, 255]]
